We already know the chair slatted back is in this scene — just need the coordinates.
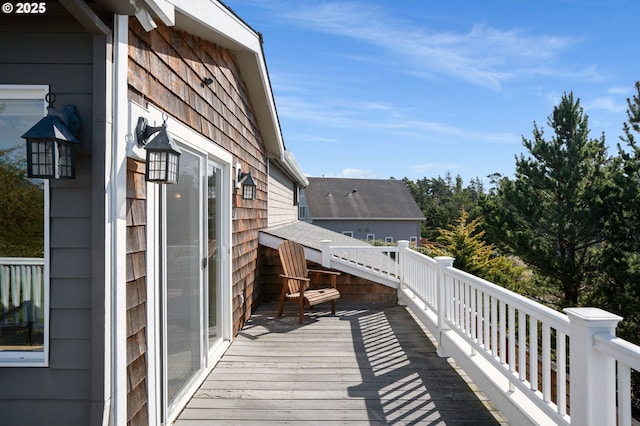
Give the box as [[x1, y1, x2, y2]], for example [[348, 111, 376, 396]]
[[278, 240, 309, 294]]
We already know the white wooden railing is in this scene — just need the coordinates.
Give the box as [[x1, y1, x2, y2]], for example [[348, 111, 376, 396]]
[[0, 257, 45, 326], [319, 240, 640, 426]]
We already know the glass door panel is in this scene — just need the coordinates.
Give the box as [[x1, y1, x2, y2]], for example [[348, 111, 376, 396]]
[[164, 148, 202, 407], [207, 162, 222, 349]]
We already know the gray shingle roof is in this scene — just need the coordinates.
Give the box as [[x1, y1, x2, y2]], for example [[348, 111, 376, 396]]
[[261, 221, 371, 251], [304, 178, 425, 220]]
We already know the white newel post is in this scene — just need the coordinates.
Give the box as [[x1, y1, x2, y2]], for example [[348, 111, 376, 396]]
[[321, 240, 332, 268], [435, 256, 454, 357], [397, 240, 409, 290], [564, 307, 622, 426]]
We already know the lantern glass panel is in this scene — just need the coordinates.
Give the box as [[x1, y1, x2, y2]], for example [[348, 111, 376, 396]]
[[28, 139, 55, 178], [242, 183, 255, 200], [146, 150, 180, 184], [167, 152, 179, 183], [57, 142, 75, 179], [147, 150, 167, 181]]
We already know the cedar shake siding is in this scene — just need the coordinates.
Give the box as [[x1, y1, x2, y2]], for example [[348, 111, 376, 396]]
[[127, 20, 267, 334], [125, 159, 149, 426]]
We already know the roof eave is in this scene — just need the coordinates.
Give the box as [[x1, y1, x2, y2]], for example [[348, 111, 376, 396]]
[[93, 0, 288, 164]]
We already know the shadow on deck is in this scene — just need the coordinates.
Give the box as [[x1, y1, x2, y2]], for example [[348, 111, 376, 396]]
[[174, 303, 509, 425]]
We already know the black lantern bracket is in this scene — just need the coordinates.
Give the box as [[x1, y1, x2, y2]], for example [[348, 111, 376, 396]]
[[135, 115, 164, 146], [21, 93, 81, 180]]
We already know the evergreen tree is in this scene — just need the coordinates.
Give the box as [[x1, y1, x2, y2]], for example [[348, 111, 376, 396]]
[[403, 173, 483, 240], [0, 148, 44, 257], [593, 81, 640, 345], [480, 92, 609, 308], [420, 209, 530, 295]]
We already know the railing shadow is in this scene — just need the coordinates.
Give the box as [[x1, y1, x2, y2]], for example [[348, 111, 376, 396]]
[[343, 305, 504, 425]]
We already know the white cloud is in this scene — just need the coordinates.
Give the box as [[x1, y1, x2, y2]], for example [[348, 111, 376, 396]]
[[584, 96, 627, 114], [279, 2, 583, 90], [608, 86, 631, 96], [337, 168, 376, 178], [409, 163, 460, 175], [291, 134, 338, 144]]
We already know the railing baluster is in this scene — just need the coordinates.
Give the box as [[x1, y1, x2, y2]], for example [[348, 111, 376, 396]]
[[499, 300, 506, 364], [542, 323, 551, 403], [618, 363, 631, 426], [508, 304, 516, 392], [483, 291, 490, 351], [471, 285, 477, 343], [530, 316, 538, 392], [519, 309, 526, 381], [557, 330, 567, 416], [491, 294, 498, 358]]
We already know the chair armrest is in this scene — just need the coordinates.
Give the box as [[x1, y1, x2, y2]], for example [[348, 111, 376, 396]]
[[308, 269, 340, 289], [279, 274, 311, 282], [308, 269, 341, 276]]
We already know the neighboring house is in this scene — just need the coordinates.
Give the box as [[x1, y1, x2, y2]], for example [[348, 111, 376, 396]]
[[300, 177, 425, 245], [0, 1, 307, 425]]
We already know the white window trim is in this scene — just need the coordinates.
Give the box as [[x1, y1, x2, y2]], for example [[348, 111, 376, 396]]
[[366, 234, 375, 241], [342, 231, 354, 237], [0, 84, 50, 367]]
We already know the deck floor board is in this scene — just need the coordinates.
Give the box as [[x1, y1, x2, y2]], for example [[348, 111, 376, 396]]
[[174, 303, 509, 425]]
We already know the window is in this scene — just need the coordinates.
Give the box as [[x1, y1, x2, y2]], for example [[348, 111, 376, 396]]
[[366, 234, 375, 241], [410, 236, 418, 245], [0, 85, 49, 366], [298, 205, 306, 219], [385, 236, 394, 243], [342, 231, 354, 237]]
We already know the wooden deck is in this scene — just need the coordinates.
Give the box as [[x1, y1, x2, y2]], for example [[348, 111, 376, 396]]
[[174, 303, 509, 425]]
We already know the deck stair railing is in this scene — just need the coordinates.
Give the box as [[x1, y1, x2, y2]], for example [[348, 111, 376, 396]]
[[319, 240, 640, 426]]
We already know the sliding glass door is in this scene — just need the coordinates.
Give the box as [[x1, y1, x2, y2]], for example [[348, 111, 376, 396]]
[[164, 147, 202, 409], [161, 143, 229, 421], [207, 162, 223, 350]]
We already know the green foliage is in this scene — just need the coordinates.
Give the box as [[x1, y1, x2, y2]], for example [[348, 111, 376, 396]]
[[479, 92, 609, 308], [418, 209, 533, 296], [590, 81, 640, 348], [402, 173, 484, 241], [0, 148, 44, 257]]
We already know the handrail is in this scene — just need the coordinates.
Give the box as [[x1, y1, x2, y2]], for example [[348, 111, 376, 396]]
[[321, 241, 402, 283], [0, 257, 45, 325], [318, 240, 640, 426]]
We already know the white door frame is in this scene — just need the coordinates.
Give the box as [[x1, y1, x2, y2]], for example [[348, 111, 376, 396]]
[[130, 101, 233, 425]]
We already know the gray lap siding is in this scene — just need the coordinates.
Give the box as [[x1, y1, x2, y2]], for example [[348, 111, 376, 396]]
[[0, 6, 103, 425]]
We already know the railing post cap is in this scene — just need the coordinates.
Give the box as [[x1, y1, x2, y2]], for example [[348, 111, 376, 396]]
[[563, 307, 623, 326], [434, 256, 454, 265]]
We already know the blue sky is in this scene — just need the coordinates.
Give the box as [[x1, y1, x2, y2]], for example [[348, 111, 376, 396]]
[[225, 0, 638, 185]]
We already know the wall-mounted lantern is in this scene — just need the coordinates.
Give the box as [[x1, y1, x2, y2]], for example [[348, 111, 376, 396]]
[[21, 93, 81, 179], [135, 115, 181, 184], [236, 167, 257, 200]]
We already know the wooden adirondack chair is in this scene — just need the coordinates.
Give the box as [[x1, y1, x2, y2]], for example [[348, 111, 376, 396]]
[[277, 240, 341, 324]]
